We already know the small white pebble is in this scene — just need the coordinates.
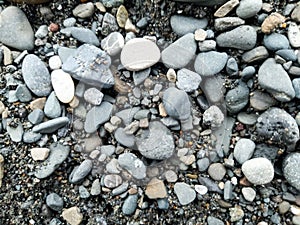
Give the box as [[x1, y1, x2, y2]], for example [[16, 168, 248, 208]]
[[49, 55, 62, 70], [194, 28, 207, 41], [195, 185, 208, 195], [30, 148, 50, 161]]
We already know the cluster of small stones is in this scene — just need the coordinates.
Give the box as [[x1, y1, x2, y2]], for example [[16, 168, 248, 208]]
[[0, 0, 300, 224]]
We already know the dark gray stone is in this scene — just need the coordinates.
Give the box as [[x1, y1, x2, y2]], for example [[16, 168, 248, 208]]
[[46, 193, 64, 211], [225, 82, 249, 114], [253, 144, 278, 161]]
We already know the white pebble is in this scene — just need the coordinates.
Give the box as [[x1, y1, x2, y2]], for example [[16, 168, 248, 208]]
[[49, 55, 62, 70], [195, 185, 208, 195]]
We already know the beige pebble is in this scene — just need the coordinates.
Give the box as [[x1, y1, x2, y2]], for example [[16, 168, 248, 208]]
[[0, 154, 4, 188], [30, 97, 47, 110], [0, 101, 5, 114], [145, 177, 167, 199], [116, 5, 128, 28], [2, 45, 13, 65], [69, 96, 80, 108], [261, 12, 285, 34], [30, 148, 50, 161], [214, 0, 240, 18], [125, 18, 138, 33], [159, 103, 167, 117], [95, 2, 106, 12], [194, 29, 207, 41], [166, 68, 176, 82], [291, 205, 300, 216], [62, 206, 83, 225], [180, 155, 196, 165]]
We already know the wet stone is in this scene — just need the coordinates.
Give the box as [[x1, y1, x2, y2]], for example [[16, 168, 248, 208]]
[[283, 153, 300, 191]]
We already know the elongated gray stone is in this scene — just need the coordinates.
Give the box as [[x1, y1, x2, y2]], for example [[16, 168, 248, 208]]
[[32, 117, 69, 134]]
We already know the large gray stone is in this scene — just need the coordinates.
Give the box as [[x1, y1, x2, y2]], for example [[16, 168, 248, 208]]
[[136, 121, 174, 160], [170, 15, 208, 36], [258, 58, 295, 102], [283, 153, 300, 191], [118, 153, 146, 179], [236, 0, 262, 19]]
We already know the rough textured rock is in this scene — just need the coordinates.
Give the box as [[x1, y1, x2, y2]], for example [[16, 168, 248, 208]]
[[283, 153, 300, 191]]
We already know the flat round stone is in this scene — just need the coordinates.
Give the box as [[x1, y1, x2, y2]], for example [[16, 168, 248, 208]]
[[51, 69, 75, 103], [120, 38, 160, 71]]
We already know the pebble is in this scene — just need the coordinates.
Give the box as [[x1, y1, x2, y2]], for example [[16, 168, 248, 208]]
[[226, 57, 238, 76], [278, 201, 291, 214], [258, 58, 295, 102], [72, 2, 94, 18], [194, 28, 207, 41], [208, 163, 226, 181], [197, 158, 210, 172], [69, 159, 93, 184], [122, 194, 138, 215], [237, 112, 258, 125], [214, 0, 239, 17], [242, 187, 256, 202], [89, 179, 100, 196], [225, 82, 249, 114], [161, 33, 197, 69], [207, 216, 224, 225], [233, 138, 255, 164], [200, 76, 225, 105], [84, 102, 113, 133], [32, 117, 69, 133], [276, 49, 297, 62], [216, 25, 257, 50], [115, 107, 140, 125], [133, 68, 151, 86], [101, 32, 124, 56], [194, 51, 228, 76], [288, 22, 300, 48], [118, 153, 146, 179], [22, 54, 52, 97], [162, 87, 191, 121], [214, 17, 245, 31], [236, 0, 262, 19], [102, 12, 119, 35], [291, 4, 300, 22], [23, 131, 42, 144], [0, 6, 34, 50], [145, 178, 167, 199], [30, 148, 50, 161], [263, 33, 290, 51], [261, 12, 286, 34], [50, 69, 74, 103], [293, 216, 300, 225], [114, 128, 135, 148], [35, 25, 48, 38], [170, 15, 208, 36], [63, 17, 76, 27], [157, 198, 169, 210], [250, 90, 276, 111], [6, 120, 23, 142], [62, 206, 83, 225], [44, 92, 61, 119], [101, 0, 123, 7], [35, 143, 70, 179], [283, 153, 300, 191], [174, 182, 196, 205], [241, 157, 274, 185], [62, 44, 114, 88], [256, 107, 299, 146], [176, 68, 202, 92], [84, 88, 104, 105], [198, 40, 217, 52], [0, 154, 3, 188], [195, 184, 208, 195], [203, 105, 224, 128], [103, 174, 122, 188], [15, 84, 32, 102], [120, 38, 160, 71], [79, 186, 90, 199], [28, 109, 44, 125], [46, 193, 64, 211], [49, 55, 62, 70], [293, 79, 300, 99], [164, 170, 178, 183], [230, 206, 244, 222], [70, 27, 100, 46], [136, 121, 174, 160], [116, 5, 128, 28], [242, 46, 269, 63]]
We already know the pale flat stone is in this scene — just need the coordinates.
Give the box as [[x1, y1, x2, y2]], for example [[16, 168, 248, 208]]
[[30, 148, 50, 161], [62, 206, 83, 225], [145, 178, 167, 199], [51, 69, 75, 103]]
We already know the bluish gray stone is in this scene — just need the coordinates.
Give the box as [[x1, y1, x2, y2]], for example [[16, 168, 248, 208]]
[[174, 182, 196, 205], [35, 25, 48, 38], [122, 194, 138, 215], [15, 84, 32, 102], [35, 143, 70, 179], [23, 131, 42, 143], [32, 117, 69, 134], [84, 102, 113, 133], [256, 107, 299, 146], [101, 0, 123, 7], [133, 68, 151, 86], [241, 66, 256, 81], [44, 92, 61, 119], [258, 58, 295, 102], [194, 51, 228, 76], [6, 120, 23, 142], [58, 47, 77, 64], [197, 158, 210, 172], [176, 68, 202, 92], [135, 121, 174, 160], [69, 159, 93, 183], [226, 57, 238, 76], [70, 27, 100, 46], [101, 12, 118, 35], [225, 82, 249, 114], [46, 193, 64, 211], [236, 0, 262, 19], [283, 153, 300, 191], [216, 25, 257, 50], [161, 33, 197, 69], [163, 87, 191, 121], [170, 15, 208, 36], [114, 128, 135, 148], [207, 216, 224, 225], [28, 109, 44, 125], [157, 198, 169, 210], [115, 107, 140, 125], [200, 76, 225, 105], [79, 185, 90, 199], [172, 0, 227, 6], [22, 54, 52, 97], [276, 49, 297, 62], [62, 44, 114, 88], [263, 33, 290, 51], [293, 78, 300, 99], [0, 6, 34, 50], [63, 17, 76, 27], [233, 138, 255, 164], [118, 153, 146, 179]]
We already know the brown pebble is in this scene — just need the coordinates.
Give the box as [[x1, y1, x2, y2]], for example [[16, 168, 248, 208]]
[[49, 23, 59, 32], [239, 177, 252, 186], [128, 188, 138, 195], [261, 12, 286, 34], [30, 97, 47, 110]]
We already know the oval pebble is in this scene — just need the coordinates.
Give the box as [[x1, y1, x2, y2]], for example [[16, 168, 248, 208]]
[[51, 69, 75, 103], [120, 38, 160, 71]]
